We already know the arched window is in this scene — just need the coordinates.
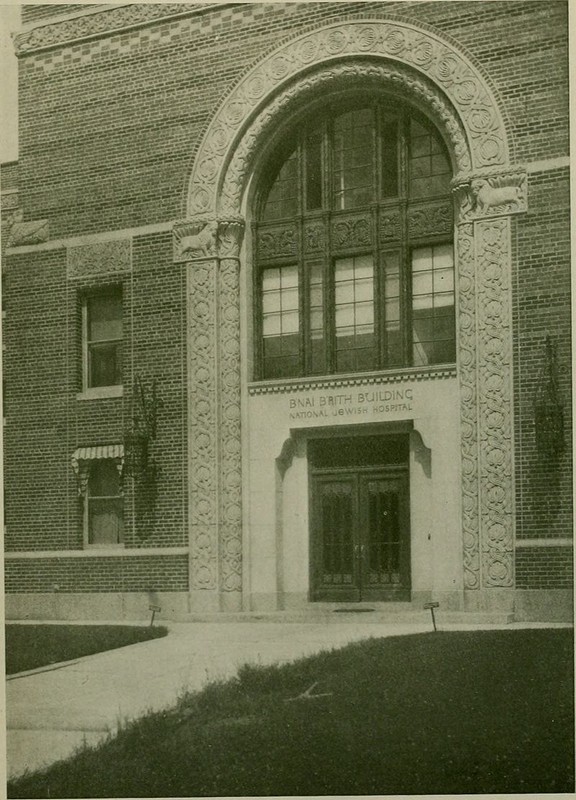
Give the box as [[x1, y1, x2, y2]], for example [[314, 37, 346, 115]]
[[253, 99, 455, 380]]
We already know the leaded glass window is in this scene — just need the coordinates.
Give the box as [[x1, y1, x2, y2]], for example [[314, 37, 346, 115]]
[[254, 100, 455, 379]]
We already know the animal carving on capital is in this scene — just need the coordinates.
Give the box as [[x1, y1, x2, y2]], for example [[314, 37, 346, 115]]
[[470, 175, 524, 215], [177, 220, 217, 260]]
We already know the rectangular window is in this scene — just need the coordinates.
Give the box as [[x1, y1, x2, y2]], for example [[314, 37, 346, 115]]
[[334, 255, 375, 373], [261, 265, 300, 379], [83, 289, 123, 389], [87, 460, 123, 546], [411, 243, 455, 366]]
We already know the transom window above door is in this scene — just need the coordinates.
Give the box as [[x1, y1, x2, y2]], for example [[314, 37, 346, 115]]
[[253, 99, 455, 380]]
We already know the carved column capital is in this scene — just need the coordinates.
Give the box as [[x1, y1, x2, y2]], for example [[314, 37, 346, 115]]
[[452, 167, 527, 223], [174, 216, 245, 263], [218, 217, 245, 259]]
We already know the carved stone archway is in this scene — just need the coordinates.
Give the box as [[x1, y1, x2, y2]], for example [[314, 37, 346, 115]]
[[175, 18, 527, 612]]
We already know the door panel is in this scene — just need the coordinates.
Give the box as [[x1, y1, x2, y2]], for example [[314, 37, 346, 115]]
[[311, 470, 409, 602], [312, 475, 360, 602], [360, 475, 410, 601]]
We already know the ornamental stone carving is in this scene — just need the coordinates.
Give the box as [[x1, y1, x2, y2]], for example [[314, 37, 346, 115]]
[[181, 17, 522, 605], [257, 225, 298, 260], [67, 239, 131, 278], [408, 202, 453, 239], [189, 18, 508, 217], [181, 216, 245, 603], [14, 4, 208, 54], [453, 169, 527, 221], [331, 215, 373, 251], [7, 215, 49, 248], [211, 60, 471, 219]]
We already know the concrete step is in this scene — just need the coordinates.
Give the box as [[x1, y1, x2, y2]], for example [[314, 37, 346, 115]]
[[173, 608, 515, 626]]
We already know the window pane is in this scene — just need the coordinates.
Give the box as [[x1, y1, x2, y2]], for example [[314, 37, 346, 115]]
[[333, 108, 375, 210], [261, 148, 299, 221], [262, 265, 300, 378], [88, 461, 123, 546], [409, 118, 451, 199], [334, 255, 375, 372], [88, 293, 122, 342], [89, 342, 122, 387], [306, 129, 323, 210], [90, 460, 121, 496], [381, 117, 398, 198], [89, 498, 123, 545], [411, 244, 455, 365]]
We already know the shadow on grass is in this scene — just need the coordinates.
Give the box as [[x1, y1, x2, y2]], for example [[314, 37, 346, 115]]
[[8, 628, 574, 797], [6, 624, 168, 675]]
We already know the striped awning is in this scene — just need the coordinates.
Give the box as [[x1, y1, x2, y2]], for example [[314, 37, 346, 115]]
[[71, 444, 124, 474]]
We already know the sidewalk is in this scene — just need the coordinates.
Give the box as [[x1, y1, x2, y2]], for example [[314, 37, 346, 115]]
[[5, 618, 570, 779]]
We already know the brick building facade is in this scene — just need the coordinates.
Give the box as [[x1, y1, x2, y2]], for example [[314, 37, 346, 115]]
[[1, 1, 571, 621]]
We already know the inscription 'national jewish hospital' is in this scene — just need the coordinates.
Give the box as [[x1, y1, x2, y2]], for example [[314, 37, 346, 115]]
[[288, 388, 414, 419]]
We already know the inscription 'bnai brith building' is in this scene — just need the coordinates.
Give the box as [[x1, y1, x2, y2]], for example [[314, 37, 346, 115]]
[[1, 1, 571, 621]]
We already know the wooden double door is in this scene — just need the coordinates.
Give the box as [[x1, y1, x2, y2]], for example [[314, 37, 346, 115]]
[[311, 469, 410, 602]]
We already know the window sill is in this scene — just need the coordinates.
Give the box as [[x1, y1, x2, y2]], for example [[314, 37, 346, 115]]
[[77, 385, 123, 401]]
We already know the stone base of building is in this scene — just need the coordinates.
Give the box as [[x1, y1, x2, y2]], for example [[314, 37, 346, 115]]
[[513, 590, 573, 623], [5, 589, 573, 623], [4, 592, 192, 623]]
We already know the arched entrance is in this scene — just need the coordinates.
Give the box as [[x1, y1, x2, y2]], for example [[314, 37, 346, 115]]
[[174, 18, 527, 612]]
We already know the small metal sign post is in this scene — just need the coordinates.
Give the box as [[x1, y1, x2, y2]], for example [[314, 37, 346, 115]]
[[149, 604, 161, 627], [424, 601, 440, 632]]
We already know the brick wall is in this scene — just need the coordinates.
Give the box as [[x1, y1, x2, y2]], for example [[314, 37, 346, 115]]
[[4, 233, 187, 565], [513, 168, 572, 548], [17, 1, 568, 238], [4, 1, 571, 600], [516, 547, 573, 590], [5, 554, 188, 593]]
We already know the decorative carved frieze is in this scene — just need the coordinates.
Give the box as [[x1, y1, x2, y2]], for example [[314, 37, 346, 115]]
[[257, 225, 298, 261], [7, 216, 49, 248], [476, 217, 514, 588], [14, 4, 212, 55], [331, 214, 373, 252], [453, 169, 527, 221], [175, 217, 245, 262], [190, 18, 510, 216], [379, 209, 402, 242], [218, 255, 243, 593], [456, 221, 480, 590], [408, 201, 453, 239], [67, 238, 131, 278], [174, 219, 217, 262], [304, 221, 326, 253], [187, 259, 219, 591], [248, 365, 457, 395]]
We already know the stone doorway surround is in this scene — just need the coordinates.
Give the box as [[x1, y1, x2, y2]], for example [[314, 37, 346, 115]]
[[173, 18, 527, 612]]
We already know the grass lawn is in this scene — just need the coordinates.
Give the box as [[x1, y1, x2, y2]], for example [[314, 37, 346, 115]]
[[5, 624, 168, 675], [8, 628, 574, 798]]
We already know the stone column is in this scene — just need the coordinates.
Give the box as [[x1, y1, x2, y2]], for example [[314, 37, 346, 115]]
[[174, 216, 245, 612], [454, 169, 527, 610]]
